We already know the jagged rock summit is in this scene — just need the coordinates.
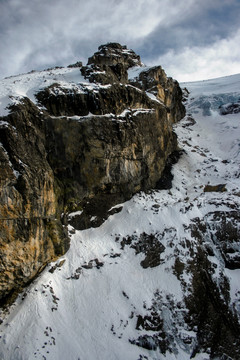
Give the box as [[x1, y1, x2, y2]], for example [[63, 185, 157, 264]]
[[82, 43, 142, 84], [88, 43, 143, 67], [0, 43, 185, 304]]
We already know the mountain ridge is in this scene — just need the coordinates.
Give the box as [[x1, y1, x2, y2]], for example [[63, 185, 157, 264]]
[[0, 43, 185, 305]]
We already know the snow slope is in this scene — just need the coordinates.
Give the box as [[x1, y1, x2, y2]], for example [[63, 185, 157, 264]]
[[0, 74, 240, 360], [0, 67, 112, 117]]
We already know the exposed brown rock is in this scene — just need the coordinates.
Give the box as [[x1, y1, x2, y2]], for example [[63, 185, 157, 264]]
[[204, 184, 227, 192], [0, 99, 69, 303], [129, 65, 185, 123]]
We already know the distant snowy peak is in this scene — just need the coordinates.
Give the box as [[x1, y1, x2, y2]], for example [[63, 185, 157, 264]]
[[181, 73, 240, 116], [181, 73, 240, 95]]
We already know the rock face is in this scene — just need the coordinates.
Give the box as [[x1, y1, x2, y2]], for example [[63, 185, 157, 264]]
[[0, 99, 69, 305], [0, 43, 185, 303], [129, 65, 184, 124]]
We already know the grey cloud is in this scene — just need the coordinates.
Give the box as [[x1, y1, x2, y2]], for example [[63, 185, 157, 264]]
[[0, 0, 197, 77]]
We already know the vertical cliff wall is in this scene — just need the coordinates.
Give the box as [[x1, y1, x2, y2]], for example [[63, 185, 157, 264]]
[[0, 99, 69, 304]]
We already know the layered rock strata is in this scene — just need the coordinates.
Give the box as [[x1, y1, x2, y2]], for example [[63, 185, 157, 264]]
[[0, 43, 185, 303]]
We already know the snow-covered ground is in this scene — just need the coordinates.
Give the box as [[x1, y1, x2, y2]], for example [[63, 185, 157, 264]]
[[0, 73, 240, 360]]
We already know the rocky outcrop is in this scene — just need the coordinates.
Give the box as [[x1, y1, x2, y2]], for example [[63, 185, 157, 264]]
[[36, 82, 156, 117], [88, 43, 142, 68], [129, 66, 185, 124], [0, 43, 185, 304], [219, 101, 240, 115], [81, 43, 142, 85]]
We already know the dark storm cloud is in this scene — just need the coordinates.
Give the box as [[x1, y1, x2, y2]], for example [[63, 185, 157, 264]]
[[0, 0, 239, 81], [138, 0, 240, 61]]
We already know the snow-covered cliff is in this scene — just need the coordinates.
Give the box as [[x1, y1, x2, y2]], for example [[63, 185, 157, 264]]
[[0, 44, 184, 305]]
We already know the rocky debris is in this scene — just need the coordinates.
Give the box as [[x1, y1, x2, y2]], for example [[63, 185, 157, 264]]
[[181, 115, 196, 128], [67, 61, 82, 68], [219, 101, 240, 115], [67, 267, 82, 280], [66, 259, 104, 280], [0, 43, 185, 305], [33, 325, 56, 359], [82, 259, 104, 270], [117, 232, 166, 268], [48, 259, 66, 274], [181, 87, 190, 103], [204, 184, 227, 192]]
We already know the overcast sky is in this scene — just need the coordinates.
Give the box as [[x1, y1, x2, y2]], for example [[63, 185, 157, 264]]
[[0, 0, 240, 82]]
